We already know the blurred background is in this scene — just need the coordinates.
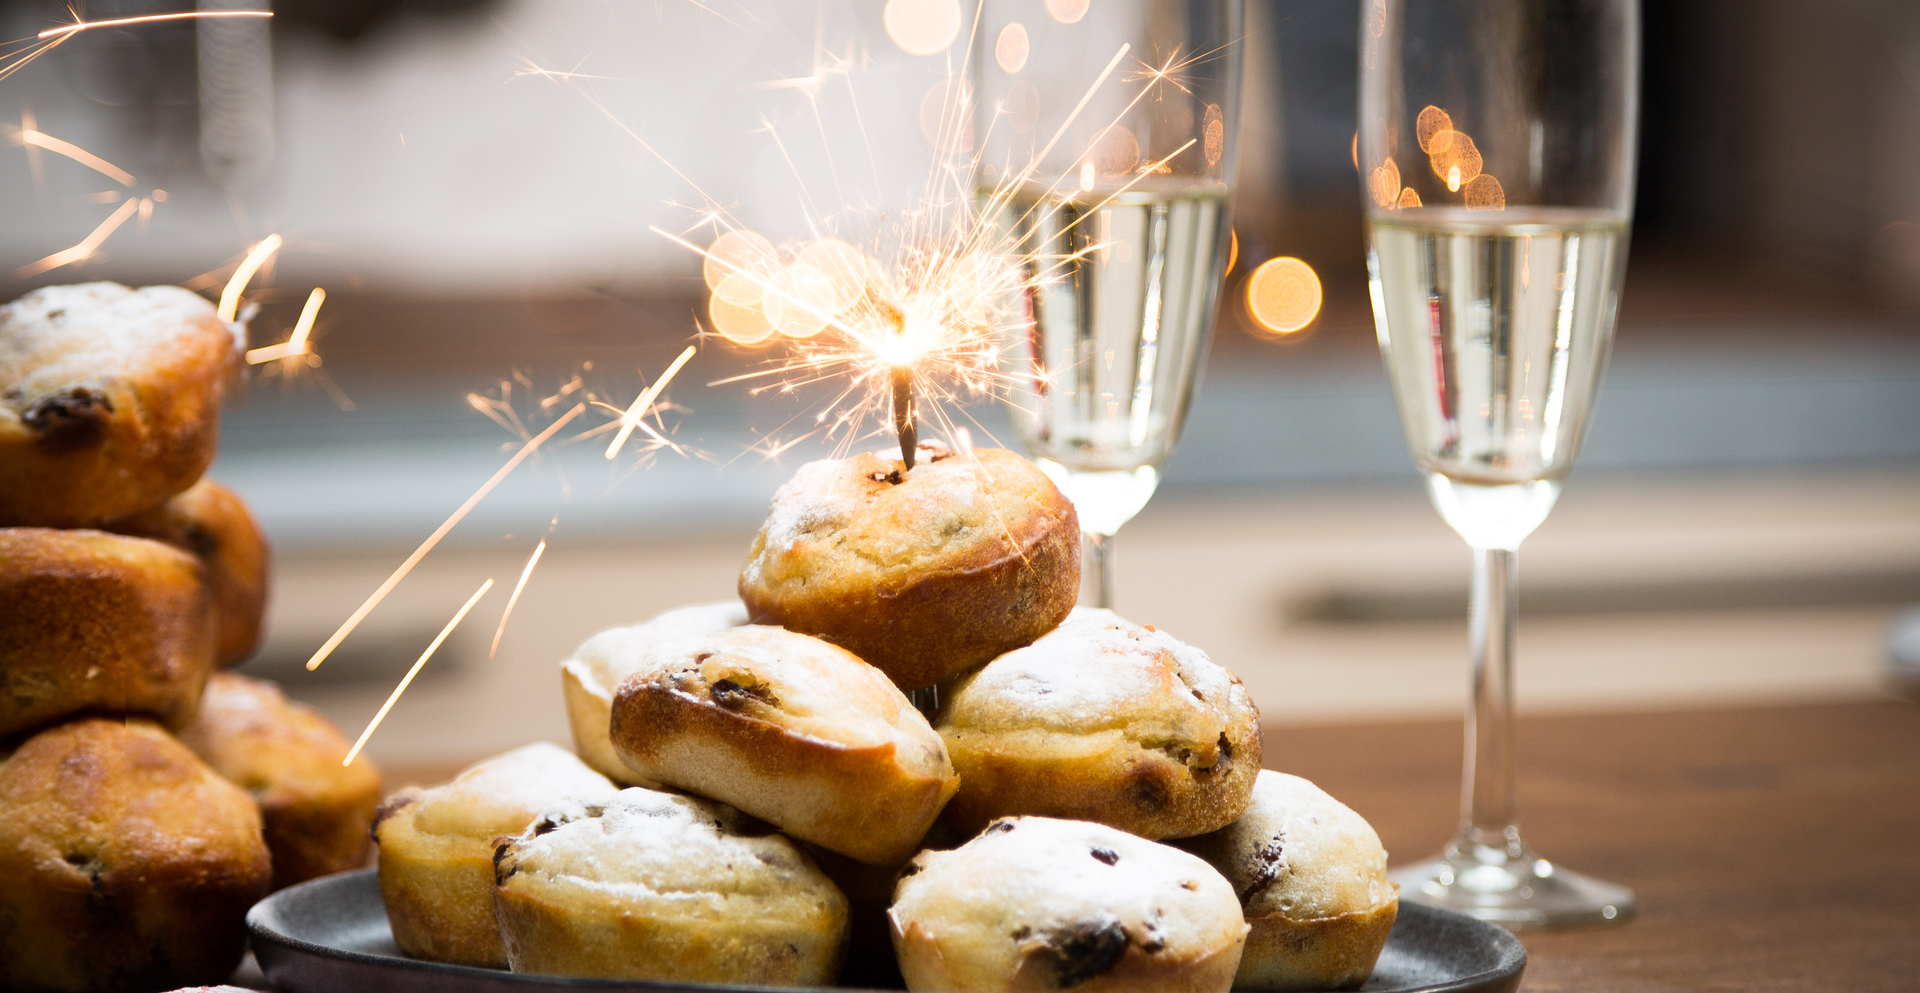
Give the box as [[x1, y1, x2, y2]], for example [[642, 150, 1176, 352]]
[[0, 0, 1915, 766]]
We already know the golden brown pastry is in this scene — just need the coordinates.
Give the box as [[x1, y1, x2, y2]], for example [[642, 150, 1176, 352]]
[[0, 282, 242, 527], [738, 443, 1079, 691], [492, 787, 849, 984], [0, 718, 271, 993], [176, 672, 382, 890], [608, 625, 958, 866], [936, 608, 1261, 840], [1178, 771, 1398, 991], [889, 816, 1248, 993], [559, 600, 748, 784], [108, 478, 269, 666], [371, 742, 617, 968], [0, 527, 214, 739]]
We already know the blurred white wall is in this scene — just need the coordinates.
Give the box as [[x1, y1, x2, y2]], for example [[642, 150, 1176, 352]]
[[2, 0, 957, 292]]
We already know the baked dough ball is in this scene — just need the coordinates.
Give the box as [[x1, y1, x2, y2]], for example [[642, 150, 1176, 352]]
[[108, 478, 270, 666], [0, 282, 241, 527], [1178, 771, 1397, 991], [492, 787, 849, 984], [372, 742, 617, 968], [739, 443, 1079, 691], [0, 718, 271, 993], [559, 600, 748, 784], [176, 672, 382, 890], [609, 625, 958, 866], [890, 816, 1247, 993], [937, 608, 1261, 840], [0, 527, 214, 738]]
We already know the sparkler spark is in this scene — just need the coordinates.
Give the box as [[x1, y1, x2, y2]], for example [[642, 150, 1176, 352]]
[[605, 345, 697, 459], [341, 577, 494, 767], [37, 9, 271, 40], [15, 129, 133, 185], [218, 234, 282, 323], [305, 403, 585, 672], [16, 196, 139, 277], [490, 539, 546, 659], [245, 287, 326, 364]]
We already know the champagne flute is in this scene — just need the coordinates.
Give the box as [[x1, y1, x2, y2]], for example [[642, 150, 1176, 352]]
[[973, 0, 1243, 609], [1360, 0, 1639, 926]]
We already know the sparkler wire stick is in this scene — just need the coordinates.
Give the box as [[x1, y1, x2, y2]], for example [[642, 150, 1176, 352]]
[[341, 577, 494, 767], [489, 539, 546, 659], [37, 10, 271, 39], [891, 366, 917, 470], [605, 345, 696, 459], [218, 233, 281, 323], [305, 402, 585, 671]]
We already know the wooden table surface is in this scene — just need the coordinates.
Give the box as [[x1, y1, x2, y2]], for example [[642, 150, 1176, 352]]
[[1265, 698, 1920, 993], [377, 697, 1920, 993]]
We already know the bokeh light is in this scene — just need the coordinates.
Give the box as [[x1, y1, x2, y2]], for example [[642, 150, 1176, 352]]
[[796, 240, 868, 314], [1463, 173, 1506, 209], [995, 22, 1029, 73], [1416, 106, 1453, 153], [710, 292, 774, 345], [1045, 0, 1089, 25], [703, 230, 777, 292], [918, 79, 973, 153], [1368, 157, 1401, 208], [1397, 187, 1422, 209], [1004, 79, 1040, 133], [1203, 104, 1226, 167], [1428, 131, 1482, 191], [763, 264, 838, 339], [1091, 126, 1140, 177], [1246, 257, 1323, 335], [884, 0, 961, 56]]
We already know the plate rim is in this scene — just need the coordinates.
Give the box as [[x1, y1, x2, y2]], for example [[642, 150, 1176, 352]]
[[247, 868, 1526, 993]]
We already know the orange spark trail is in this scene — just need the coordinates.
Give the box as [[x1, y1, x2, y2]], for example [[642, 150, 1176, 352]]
[[16, 130, 133, 185], [489, 539, 546, 659], [245, 287, 325, 363], [219, 233, 281, 323], [606, 345, 696, 459], [16, 196, 138, 277], [38, 9, 271, 39], [306, 402, 586, 671], [342, 577, 494, 767]]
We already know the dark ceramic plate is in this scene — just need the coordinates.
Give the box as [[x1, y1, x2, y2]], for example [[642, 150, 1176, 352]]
[[248, 869, 1524, 993]]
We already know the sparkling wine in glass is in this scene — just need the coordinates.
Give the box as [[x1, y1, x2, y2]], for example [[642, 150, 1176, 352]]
[[974, 0, 1242, 608], [1361, 0, 1640, 927]]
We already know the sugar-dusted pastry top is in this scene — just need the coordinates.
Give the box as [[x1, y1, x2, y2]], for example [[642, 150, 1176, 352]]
[[407, 742, 618, 839], [1187, 771, 1393, 921]]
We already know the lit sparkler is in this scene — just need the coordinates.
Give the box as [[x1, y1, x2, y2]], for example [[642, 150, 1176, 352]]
[[342, 577, 495, 767], [218, 234, 282, 323]]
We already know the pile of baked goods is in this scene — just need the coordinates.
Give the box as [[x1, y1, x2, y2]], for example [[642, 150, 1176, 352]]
[[0, 283, 382, 992], [376, 440, 1398, 991]]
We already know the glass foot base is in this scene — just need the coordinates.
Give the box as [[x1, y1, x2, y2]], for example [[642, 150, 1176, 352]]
[[1389, 841, 1635, 929]]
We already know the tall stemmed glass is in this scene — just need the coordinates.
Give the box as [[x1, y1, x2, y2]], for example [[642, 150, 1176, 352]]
[[973, 0, 1242, 608], [1360, 0, 1639, 927]]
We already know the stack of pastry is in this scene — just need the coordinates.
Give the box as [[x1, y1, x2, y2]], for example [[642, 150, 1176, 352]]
[[0, 283, 382, 992], [379, 440, 1397, 992]]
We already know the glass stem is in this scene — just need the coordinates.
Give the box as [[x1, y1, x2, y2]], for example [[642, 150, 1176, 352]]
[[1459, 546, 1524, 858], [1082, 532, 1115, 610]]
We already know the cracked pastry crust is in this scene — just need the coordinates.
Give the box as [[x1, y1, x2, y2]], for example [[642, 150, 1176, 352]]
[[177, 673, 382, 891], [0, 282, 242, 527], [108, 479, 270, 666], [0, 527, 215, 739], [738, 443, 1079, 691], [608, 625, 959, 866], [889, 815, 1247, 993], [559, 600, 748, 785], [491, 787, 849, 985], [371, 742, 617, 968], [0, 718, 271, 993], [1177, 771, 1397, 991], [935, 608, 1262, 840]]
